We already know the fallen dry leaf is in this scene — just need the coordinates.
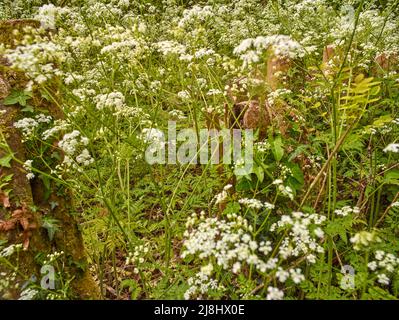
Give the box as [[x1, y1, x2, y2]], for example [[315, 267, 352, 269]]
[[0, 191, 10, 208]]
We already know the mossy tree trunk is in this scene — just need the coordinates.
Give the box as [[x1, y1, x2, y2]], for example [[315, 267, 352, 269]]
[[0, 20, 100, 299]]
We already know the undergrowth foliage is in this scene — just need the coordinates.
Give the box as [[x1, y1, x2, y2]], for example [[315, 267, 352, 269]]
[[0, 0, 399, 300]]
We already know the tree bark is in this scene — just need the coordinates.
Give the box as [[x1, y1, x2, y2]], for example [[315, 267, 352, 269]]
[[0, 19, 100, 300]]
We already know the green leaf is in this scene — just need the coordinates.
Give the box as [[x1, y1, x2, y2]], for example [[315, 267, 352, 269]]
[[342, 133, 364, 152], [384, 169, 399, 185], [253, 165, 264, 183], [271, 136, 284, 162], [223, 201, 241, 215], [21, 105, 35, 113], [42, 216, 60, 241], [290, 163, 304, 185], [39, 174, 52, 200], [121, 279, 141, 299], [3, 89, 32, 107], [0, 154, 13, 168]]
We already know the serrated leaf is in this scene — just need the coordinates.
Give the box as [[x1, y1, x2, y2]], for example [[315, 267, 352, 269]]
[[384, 169, 399, 185]]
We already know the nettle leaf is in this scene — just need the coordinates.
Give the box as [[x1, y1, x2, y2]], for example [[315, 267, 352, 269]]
[[3, 89, 33, 107], [0, 154, 13, 168]]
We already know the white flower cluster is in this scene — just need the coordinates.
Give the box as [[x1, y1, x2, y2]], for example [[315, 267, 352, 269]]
[[238, 198, 275, 210], [182, 213, 266, 272], [95, 91, 125, 111], [157, 40, 186, 56], [368, 250, 399, 285], [23, 160, 35, 180], [184, 269, 221, 300], [181, 208, 324, 299], [58, 130, 93, 169], [43, 250, 64, 265], [266, 286, 284, 300], [350, 231, 381, 251], [42, 119, 70, 140], [141, 128, 164, 144], [207, 88, 223, 96], [275, 267, 305, 284], [383, 143, 399, 153], [183, 210, 323, 276], [234, 35, 305, 67], [169, 109, 186, 120], [177, 90, 191, 100], [280, 179, 294, 200], [267, 89, 292, 106], [270, 211, 326, 263], [6, 40, 64, 86], [334, 206, 360, 217], [94, 91, 143, 117], [255, 141, 271, 153], [14, 114, 52, 139], [178, 5, 214, 28], [100, 39, 138, 55], [19, 288, 38, 300], [34, 4, 68, 29], [213, 184, 232, 205], [0, 244, 22, 258], [125, 244, 150, 274], [277, 164, 292, 181]]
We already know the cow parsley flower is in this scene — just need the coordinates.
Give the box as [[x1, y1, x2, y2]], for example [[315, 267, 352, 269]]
[[350, 231, 381, 250], [23, 160, 35, 180], [234, 35, 305, 67], [383, 143, 399, 153], [335, 206, 360, 217], [266, 286, 284, 300]]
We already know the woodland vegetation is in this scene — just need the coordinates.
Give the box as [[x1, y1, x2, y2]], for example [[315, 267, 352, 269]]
[[0, 0, 398, 300]]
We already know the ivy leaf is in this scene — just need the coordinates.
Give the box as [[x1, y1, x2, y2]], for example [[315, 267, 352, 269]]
[[42, 217, 60, 241], [0, 154, 13, 168]]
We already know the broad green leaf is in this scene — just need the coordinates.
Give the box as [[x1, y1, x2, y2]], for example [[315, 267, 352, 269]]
[[253, 165, 264, 183], [0, 154, 13, 168], [271, 136, 284, 162], [3, 89, 32, 107]]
